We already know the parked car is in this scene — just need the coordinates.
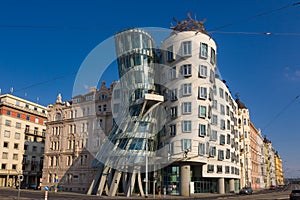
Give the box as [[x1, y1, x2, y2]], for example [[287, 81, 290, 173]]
[[269, 185, 276, 190], [28, 184, 38, 190], [290, 190, 300, 200], [239, 186, 253, 195]]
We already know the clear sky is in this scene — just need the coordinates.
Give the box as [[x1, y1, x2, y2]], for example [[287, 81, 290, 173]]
[[0, 0, 299, 177]]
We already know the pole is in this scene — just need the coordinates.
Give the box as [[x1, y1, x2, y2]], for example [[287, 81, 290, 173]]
[[145, 133, 148, 198], [17, 179, 20, 200], [45, 190, 48, 200]]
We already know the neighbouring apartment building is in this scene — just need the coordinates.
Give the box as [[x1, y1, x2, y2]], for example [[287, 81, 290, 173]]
[[41, 82, 114, 193], [0, 94, 47, 188]]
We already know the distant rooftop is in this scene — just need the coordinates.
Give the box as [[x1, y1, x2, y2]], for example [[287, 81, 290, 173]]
[[171, 12, 208, 34], [236, 98, 247, 109]]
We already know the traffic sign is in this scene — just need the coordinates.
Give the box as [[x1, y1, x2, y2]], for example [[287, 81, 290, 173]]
[[44, 186, 49, 191]]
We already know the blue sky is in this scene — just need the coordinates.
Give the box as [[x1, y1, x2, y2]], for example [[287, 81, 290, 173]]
[[0, 0, 299, 177]]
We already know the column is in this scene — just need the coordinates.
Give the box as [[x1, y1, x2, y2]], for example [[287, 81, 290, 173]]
[[218, 178, 225, 194], [180, 164, 190, 197], [229, 179, 235, 193]]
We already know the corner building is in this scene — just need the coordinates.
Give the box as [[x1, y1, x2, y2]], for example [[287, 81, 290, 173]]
[[160, 19, 240, 195]]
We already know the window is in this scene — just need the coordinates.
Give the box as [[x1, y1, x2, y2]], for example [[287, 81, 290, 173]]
[[103, 104, 107, 111], [113, 104, 119, 113], [2, 152, 8, 159], [220, 119, 226, 130], [167, 45, 175, 62], [210, 48, 216, 64], [168, 143, 174, 155], [199, 124, 206, 137], [170, 124, 176, 136], [199, 65, 207, 78], [226, 149, 231, 159], [17, 113, 21, 118], [209, 146, 216, 157], [170, 106, 178, 119], [170, 89, 178, 101], [207, 164, 214, 173], [182, 83, 192, 96], [218, 150, 224, 160], [210, 130, 217, 141], [225, 166, 230, 174], [182, 121, 192, 132], [7, 110, 11, 115], [182, 64, 192, 77], [98, 105, 102, 112], [181, 139, 191, 151], [12, 164, 17, 170], [1, 164, 6, 169], [4, 130, 10, 138], [198, 105, 206, 118], [32, 146, 37, 152], [3, 142, 8, 148], [211, 115, 218, 125], [198, 143, 205, 155], [14, 143, 19, 150], [217, 165, 223, 173], [34, 127, 38, 135], [209, 69, 215, 83], [26, 115, 30, 121], [219, 88, 224, 98], [198, 87, 207, 99], [16, 122, 21, 129], [169, 66, 176, 79], [227, 134, 231, 145], [5, 120, 11, 126], [220, 104, 225, 115], [212, 100, 217, 110], [182, 102, 192, 114], [15, 132, 20, 139], [25, 125, 30, 133], [200, 43, 208, 58], [182, 41, 191, 56], [220, 134, 225, 145], [13, 154, 18, 160]]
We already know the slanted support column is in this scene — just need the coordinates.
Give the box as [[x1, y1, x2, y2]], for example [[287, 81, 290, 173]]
[[180, 164, 190, 197], [218, 178, 225, 194], [229, 179, 235, 193]]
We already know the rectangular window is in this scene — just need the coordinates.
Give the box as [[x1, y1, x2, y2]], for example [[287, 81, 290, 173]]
[[199, 65, 207, 78], [103, 104, 107, 111], [15, 132, 20, 139], [207, 164, 214, 173], [210, 48, 216, 64], [182, 102, 192, 114], [32, 146, 37, 152], [170, 106, 178, 119], [13, 154, 18, 160], [5, 120, 11, 126], [182, 121, 192, 132], [16, 122, 21, 129], [217, 165, 223, 173], [113, 103, 119, 113], [218, 150, 224, 160], [14, 143, 19, 149], [181, 139, 192, 151], [212, 100, 217, 110], [210, 130, 217, 141], [200, 43, 208, 58], [2, 152, 8, 159], [226, 149, 231, 159], [182, 41, 191, 56], [198, 105, 206, 118], [211, 115, 218, 125], [4, 130, 10, 138], [168, 143, 174, 155], [169, 66, 176, 79], [26, 115, 30, 121], [227, 134, 231, 145], [170, 124, 176, 136], [6, 110, 11, 115], [198, 87, 207, 99], [199, 124, 206, 137], [220, 134, 226, 145], [220, 104, 225, 115], [167, 45, 175, 62], [220, 119, 226, 130], [182, 83, 192, 96], [170, 89, 178, 101], [209, 146, 216, 157], [209, 69, 215, 83], [198, 143, 205, 155], [225, 166, 230, 174], [219, 88, 224, 98], [113, 89, 120, 99], [182, 64, 192, 77]]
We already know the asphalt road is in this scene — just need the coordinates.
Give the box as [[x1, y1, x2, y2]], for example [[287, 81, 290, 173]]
[[0, 184, 297, 200]]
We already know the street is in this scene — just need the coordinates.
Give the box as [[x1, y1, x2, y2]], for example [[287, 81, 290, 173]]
[[0, 184, 298, 200]]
